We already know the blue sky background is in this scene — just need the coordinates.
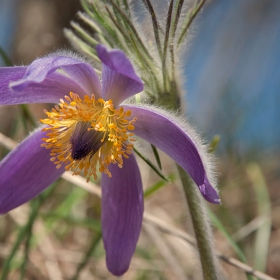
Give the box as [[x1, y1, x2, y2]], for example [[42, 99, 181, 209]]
[[184, 0, 280, 157], [0, 0, 18, 65]]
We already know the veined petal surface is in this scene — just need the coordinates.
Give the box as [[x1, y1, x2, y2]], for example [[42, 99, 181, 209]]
[[97, 45, 143, 106], [0, 66, 91, 104], [9, 55, 102, 100], [101, 154, 144, 276], [0, 129, 64, 214], [124, 105, 220, 204]]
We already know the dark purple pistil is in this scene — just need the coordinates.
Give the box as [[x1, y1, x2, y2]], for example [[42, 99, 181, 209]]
[[70, 122, 105, 160]]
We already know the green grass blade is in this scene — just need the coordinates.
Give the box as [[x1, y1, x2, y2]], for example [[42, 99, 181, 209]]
[[41, 214, 101, 231], [0, 183, 56, 280], [45, 187, 87, 230], [0, 46, 12, 66], [144, 174, 175, 198], [208, 210, 253, 280], [151, 144, 162, 170], [133, 147, 169, 181], [246, 163, 271, 272]]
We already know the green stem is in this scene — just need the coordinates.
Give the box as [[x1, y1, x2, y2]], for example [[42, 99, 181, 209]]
[[177, 164, 220, 280]]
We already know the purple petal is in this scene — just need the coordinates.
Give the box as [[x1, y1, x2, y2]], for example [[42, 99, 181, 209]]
[[97, 45, 143, 105], [0, 55, 102, 105], [0, 66, 90, 104], [124, 105, 220, 204], [11, 55, 102, 96], [0, 129, 64, 214], [101, 154, 144, 276]]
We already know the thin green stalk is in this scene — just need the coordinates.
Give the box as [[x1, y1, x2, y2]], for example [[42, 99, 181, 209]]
[[70, 21, 99, 47], [77, 11, 102, 33], [92, 1, 126, 47], [141, 0, 163, 58], [75, 0, 163, 96], [104, 4, 161, 94], [133, 147, 168, 181], [64, 29, 100, 62], [170, 0, 185, 80], [107, 0, 155, 62], [144, 174, 175, 198], [77, 12, 110, 47], [71, 231, 102, 280], [151, 144, 162, 170], [0, 46, 12, 66], [81, 0, 118, 46], [122, 0, 130, 16], [104, 5, 127, 40], [162, 0, 174, 92], [84, 1, 109, 27], [171, 0, 185, 38], [128, 30, 161, 94], [208, 210, 253, 280], [177, 165, 220, 280], [41, 214, 101, 231], [20, 104, 36, 128], [109, 0, 128, 32], [177, 0, 206, 46]]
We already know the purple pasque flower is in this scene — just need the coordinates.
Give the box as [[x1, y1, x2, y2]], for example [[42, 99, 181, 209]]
[[0, 45, 220, 276]]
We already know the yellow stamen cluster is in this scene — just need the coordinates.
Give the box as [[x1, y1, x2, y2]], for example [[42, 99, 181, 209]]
[[40, 92, 137, 181]]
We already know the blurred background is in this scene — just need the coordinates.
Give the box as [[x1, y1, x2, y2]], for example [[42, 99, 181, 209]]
[[0, 0, 279, 279]]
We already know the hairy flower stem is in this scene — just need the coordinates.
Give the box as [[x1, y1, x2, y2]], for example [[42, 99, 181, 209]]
[[177, 164, 220, 280]]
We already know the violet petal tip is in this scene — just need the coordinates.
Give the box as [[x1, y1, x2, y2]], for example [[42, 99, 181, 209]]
[[96, 44, 143, 88], [199, 178, 221, 204]]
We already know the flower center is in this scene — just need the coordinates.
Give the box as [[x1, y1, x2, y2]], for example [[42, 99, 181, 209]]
[[40, 92, 136, 181]]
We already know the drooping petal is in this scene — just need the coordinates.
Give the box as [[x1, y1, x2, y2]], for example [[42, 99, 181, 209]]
[[0, 129, 64, 214], [11, 55, 102, 96], [0, 66, 90, 104], [124, 105, 220, 204], [101, 154, 144, 276], [0, 55, 102, 105], [96, 45, 143, 105]]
